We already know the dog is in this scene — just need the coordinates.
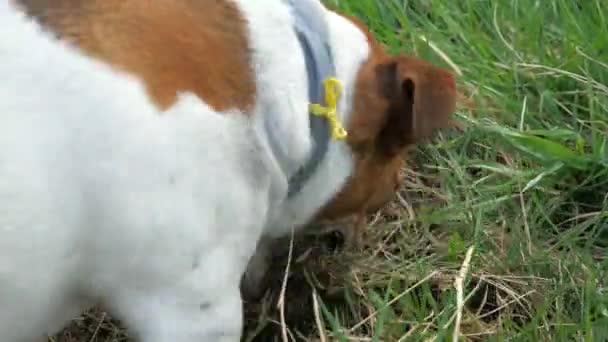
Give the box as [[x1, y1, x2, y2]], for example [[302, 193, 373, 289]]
[[0, 0, 456, 341]]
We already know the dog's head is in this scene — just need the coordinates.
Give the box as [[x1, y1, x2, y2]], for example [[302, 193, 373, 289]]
[[318, 17, 457, 222]]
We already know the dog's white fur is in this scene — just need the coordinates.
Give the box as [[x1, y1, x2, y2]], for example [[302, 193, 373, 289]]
[[0, 0, 369, 341]]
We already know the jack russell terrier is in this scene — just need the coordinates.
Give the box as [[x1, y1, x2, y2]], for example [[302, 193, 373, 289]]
[[0, 0, 456, 341]]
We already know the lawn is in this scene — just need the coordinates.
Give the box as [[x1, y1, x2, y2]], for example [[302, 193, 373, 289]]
[[52, 0, 607, 341], [301, 0, 608, 340]]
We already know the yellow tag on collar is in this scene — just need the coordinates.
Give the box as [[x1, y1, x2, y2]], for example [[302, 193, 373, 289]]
[[308, 77, 348, 140]]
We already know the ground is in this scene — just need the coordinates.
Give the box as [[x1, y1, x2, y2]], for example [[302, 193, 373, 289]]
[[50, 0, 607, 341]]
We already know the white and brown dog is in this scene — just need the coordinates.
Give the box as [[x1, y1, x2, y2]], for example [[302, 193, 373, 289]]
[[0, 0, 456, 341]]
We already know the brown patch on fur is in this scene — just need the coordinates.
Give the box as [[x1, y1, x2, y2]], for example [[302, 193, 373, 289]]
[[15, 0, 256, 112], [318, 16, 457, 244]]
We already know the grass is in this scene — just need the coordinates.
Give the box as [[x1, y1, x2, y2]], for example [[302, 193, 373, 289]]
[[311, 0, 608, 340], [52, 0, 607, 341]]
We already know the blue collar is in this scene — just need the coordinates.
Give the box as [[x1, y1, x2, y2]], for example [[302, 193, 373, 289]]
[[286, 0, 336, 198]]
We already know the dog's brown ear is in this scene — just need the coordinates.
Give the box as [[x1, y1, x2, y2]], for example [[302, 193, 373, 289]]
[[375, 56, 457, 156]]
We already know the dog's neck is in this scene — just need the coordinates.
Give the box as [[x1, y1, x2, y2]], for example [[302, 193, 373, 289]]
[[284, 0, 336, 198], [264, 5, 371, 236]]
